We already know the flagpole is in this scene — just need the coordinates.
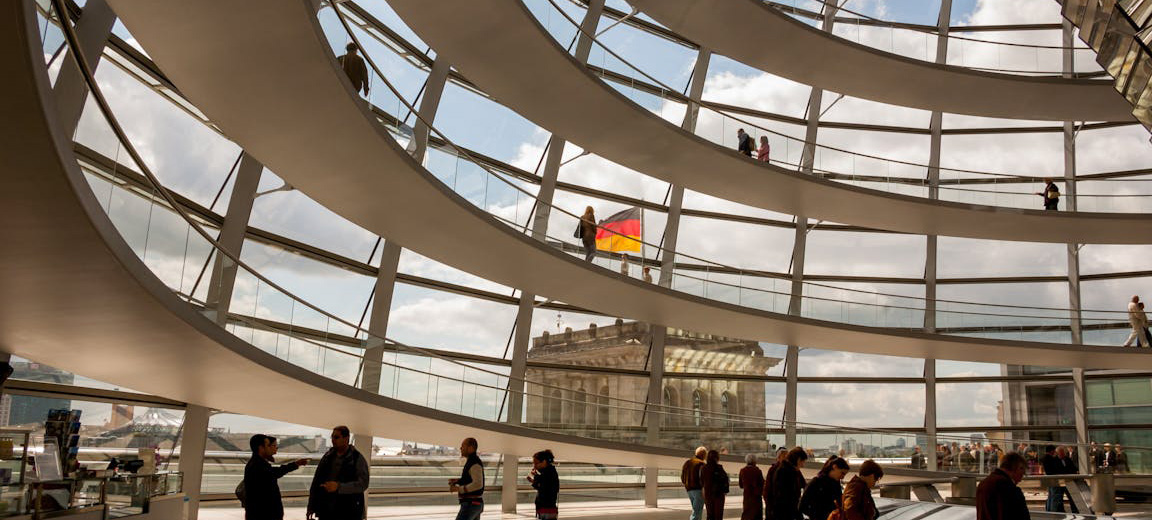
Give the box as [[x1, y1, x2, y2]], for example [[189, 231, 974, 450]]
[[640, 207, 646, 269]]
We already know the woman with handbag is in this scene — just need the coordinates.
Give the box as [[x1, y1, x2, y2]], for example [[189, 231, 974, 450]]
[[575, 207, 598, 262]]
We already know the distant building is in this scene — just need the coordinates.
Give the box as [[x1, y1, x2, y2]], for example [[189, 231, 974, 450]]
[[524, 320, 780, 453], [0, 362, 75, 427]]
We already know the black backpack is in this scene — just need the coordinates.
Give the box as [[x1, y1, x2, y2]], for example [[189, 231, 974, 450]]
[[713, 467, 730, 494]]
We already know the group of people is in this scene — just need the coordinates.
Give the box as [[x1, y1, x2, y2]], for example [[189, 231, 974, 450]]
[[736, 129, 771, 163], [680, 446, 883, 520], [933, 442, 1006, 474], [241, 426, 369, 520], [242, 432, 559, 520]]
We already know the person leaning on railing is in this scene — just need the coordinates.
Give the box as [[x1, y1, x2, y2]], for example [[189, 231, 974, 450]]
[[799, 456, 849, 520], [842, 460, 882, 520], [975, 452, 1030, 520]]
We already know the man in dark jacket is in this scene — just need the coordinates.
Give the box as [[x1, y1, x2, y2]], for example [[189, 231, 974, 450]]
[[243, 434, 307, 520], [307, 426, 370, 520], [910, 446, 926, 470], [336, 43, 369, 97], [450, 437, 485, 520], [976, 452, 1030, 520]]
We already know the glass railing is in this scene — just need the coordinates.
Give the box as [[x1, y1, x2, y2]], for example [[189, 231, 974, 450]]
[[760, 0, 1102, 76], [522, 0, 1152, 213], [39, 0, 1152, 480], [325, 1, 1140, 344]]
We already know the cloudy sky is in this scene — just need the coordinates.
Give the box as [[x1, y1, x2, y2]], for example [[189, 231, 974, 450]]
[[33, 0, 1152, 448]]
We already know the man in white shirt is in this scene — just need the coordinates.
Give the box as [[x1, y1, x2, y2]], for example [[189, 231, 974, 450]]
[[1123, 295, 1149, 347]]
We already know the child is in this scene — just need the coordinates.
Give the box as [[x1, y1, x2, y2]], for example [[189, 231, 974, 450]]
[[527, 449, 559, 519]]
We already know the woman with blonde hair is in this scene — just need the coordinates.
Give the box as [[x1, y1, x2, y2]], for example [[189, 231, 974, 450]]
[[577, 206, 597, 262]]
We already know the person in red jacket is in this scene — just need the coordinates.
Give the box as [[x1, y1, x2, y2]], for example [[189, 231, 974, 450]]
[[738, 454, 764, 520], [976, 452, 1030, 520], [843, 459, 882, 520]]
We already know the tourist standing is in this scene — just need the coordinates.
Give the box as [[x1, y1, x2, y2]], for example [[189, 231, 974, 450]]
[[762, 448, 787, 519], [527, 449, 558, 520], [738, 454, 763, 520], [799, 456, 848, 520], [975, 453, 1030, 520], [910, 446, 926, 470], [578, 207, 598, 262], [767, 448, 807, 520], [681, 447, 707, 520], [243, 434, 307, 520], [307, 426, 369, 520], [842, 460, 882, 520], [700, 450, 729, 520], [737, 129, 754, 157], [1035, 178, 1059, 210]]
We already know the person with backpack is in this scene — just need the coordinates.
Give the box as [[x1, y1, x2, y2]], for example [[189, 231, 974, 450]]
[[767, 448, 807, 520], [737, 454, 763, 520], [799, 456, 848, 520], [700, 449, 729, 520], [737, 129, 754, 157], [842, 460, 882, 520], [242, 434, 308, 520], [1035, 178, 1060, 211], [307, 426, 370, 520], [527, 449, 559, 520]]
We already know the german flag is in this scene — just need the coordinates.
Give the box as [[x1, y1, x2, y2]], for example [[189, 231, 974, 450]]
[[595, 207, 642, 253]]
